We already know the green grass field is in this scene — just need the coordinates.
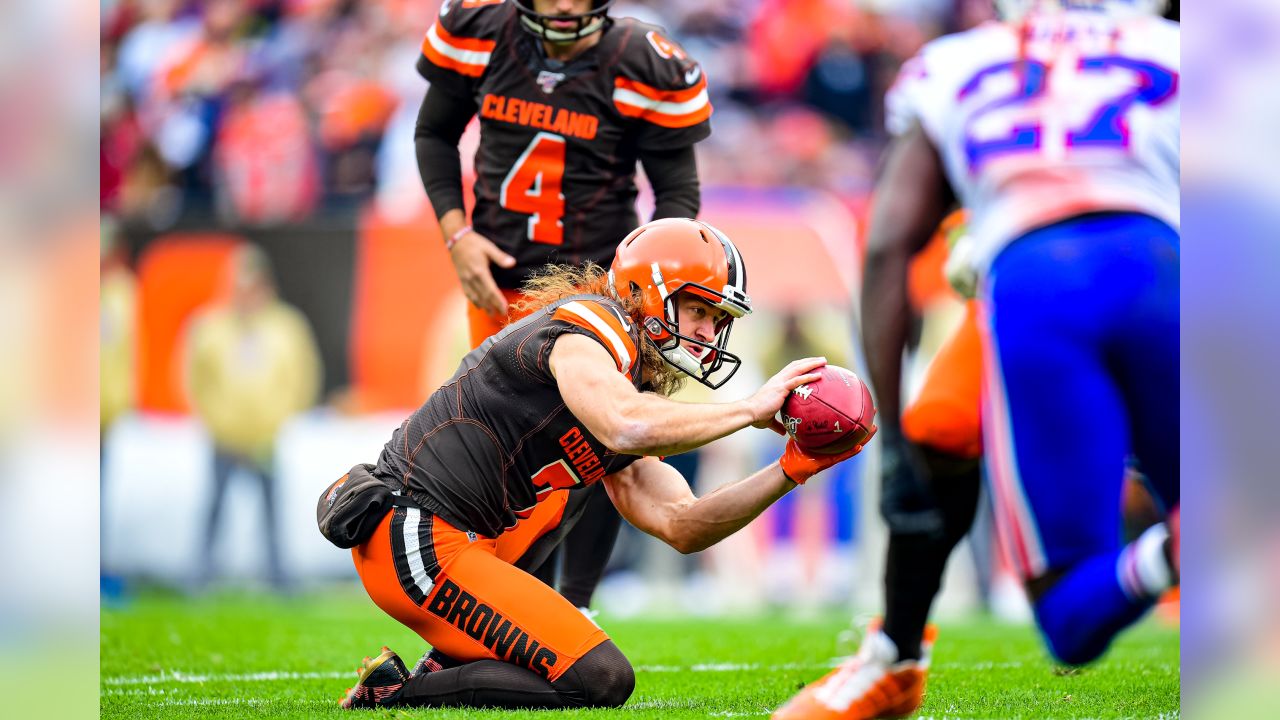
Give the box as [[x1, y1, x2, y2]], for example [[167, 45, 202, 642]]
[[101, 587, 1179, 719]]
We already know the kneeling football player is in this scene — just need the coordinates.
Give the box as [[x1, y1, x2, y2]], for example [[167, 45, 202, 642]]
[[325, 218, 874, 709]]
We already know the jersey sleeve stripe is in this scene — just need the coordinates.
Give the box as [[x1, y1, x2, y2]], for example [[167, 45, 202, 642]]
[[579, 302, 638, 367], [612, 78, 712, 128], [420, 22, 494, 77], [615, 76, 707, 103], [554, 301, 636, 376]]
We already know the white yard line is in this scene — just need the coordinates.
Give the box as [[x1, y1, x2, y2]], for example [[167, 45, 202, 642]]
[[151, 698, 336, 708], [103, 670, 351, 686], [103, 658, 1029, 687], [102, 662, 836, 687]]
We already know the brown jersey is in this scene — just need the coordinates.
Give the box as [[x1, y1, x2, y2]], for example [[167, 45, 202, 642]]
[[417, 1, 712, 288], [375, 293, 646, 537]]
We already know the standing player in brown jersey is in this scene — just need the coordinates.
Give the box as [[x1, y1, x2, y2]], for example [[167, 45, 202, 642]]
[[327, 219, 875, 709], [414, 0, 713, 628]]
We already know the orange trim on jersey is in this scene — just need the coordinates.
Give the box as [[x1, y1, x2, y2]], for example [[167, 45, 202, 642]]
[[613, 102, 713, 129], [420, 22, 495, 78], [552, 301, 638, 377], [612, 76, 712, 128], [430, 20, 496, 52], [613, 101, 713, 128], [614, 75, 707, 103]]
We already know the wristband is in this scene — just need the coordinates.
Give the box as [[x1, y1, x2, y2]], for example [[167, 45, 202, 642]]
[[446, 224, 472, 250]]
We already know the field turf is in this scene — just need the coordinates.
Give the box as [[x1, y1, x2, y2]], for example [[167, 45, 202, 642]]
[[101, 587, 1179, 719]]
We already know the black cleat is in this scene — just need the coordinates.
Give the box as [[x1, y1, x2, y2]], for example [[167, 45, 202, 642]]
[[409, 650, 442, 678], [410, 647, 462, 678], [339, 646, 409, 709]]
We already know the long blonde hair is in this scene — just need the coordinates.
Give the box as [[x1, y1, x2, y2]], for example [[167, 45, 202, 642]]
[[516, 263, 685, 397]]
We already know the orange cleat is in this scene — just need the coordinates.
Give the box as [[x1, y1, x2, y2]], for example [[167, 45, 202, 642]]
[[773, 623, 936, 720]]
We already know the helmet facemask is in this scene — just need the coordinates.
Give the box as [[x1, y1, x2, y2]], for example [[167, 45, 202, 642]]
[[515, 0, 614, 44]]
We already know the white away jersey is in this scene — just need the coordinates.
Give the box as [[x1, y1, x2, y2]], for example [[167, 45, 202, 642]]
[[887, 11, 1180, 276]]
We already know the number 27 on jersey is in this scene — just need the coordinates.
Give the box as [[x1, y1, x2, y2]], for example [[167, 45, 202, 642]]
[[961, 55, 1177, 173]]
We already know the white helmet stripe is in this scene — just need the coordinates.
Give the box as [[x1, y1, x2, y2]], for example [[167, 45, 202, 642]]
[[724, 234, 746, 295], [700, 220, 747, 297]]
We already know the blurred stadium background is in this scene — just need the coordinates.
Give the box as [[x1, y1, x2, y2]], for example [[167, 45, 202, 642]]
[[19, 0, 1280, 717], [49, 0, 1280, 716], [99, 0, 1048, 621]]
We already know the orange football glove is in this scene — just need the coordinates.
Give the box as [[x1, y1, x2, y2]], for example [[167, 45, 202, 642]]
[[780, 425, 877, 485]]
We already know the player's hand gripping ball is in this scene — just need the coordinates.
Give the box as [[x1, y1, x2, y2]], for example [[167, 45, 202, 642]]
[[781, 365, 876, 454]]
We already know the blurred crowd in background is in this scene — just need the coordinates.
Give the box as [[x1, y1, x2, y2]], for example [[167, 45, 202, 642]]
[[0, 0, 1248, 715], [100, 0, 997, 228], [98, 0, 1028, 617]]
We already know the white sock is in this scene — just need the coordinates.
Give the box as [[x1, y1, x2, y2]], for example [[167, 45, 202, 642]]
[[1117, 523, 1172, 601]]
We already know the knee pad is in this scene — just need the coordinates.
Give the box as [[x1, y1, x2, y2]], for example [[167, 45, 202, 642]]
[[921, 450, 980, 547], [552, 640, 634, 707], [879, 438, 944, 536]]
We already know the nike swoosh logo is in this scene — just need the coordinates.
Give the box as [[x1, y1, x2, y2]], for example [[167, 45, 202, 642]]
[[684, 66, 701, 85]]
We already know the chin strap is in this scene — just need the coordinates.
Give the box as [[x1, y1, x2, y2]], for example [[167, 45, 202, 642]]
[[779, 427, 877, 485], [521, 16, 607, 43]]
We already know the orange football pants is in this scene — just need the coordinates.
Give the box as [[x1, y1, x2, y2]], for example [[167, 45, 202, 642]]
[[467, 288, 533, 349], [901, 300, 984, 459], [352, 493, 607, 682]]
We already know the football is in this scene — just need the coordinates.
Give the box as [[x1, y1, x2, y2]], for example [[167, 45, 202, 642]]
[[781, 365, 876, 454]]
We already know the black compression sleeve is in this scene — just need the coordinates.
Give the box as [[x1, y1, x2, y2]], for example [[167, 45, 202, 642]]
[[881, 447, 980, 660], [389, 642, 634, 709], [415, 84, 478, 221], [640, 145, 700, 220], [391, 660, 566, 709]]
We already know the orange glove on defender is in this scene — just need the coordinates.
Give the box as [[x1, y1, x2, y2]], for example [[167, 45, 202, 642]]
[[779, 425, 877, 485]]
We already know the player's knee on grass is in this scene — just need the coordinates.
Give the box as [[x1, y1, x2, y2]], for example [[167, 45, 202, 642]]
[[1033, 596, 1112, 666], [1027, 570, 1116, 667], [551, 640, 634, 707]]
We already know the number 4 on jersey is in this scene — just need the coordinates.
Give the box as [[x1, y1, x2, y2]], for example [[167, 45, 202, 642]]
[[501, 132, 566, 246]]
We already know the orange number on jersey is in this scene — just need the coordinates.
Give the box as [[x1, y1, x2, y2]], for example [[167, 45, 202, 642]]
[[500, 132, 566, 246], [531, 459, 580, 495]]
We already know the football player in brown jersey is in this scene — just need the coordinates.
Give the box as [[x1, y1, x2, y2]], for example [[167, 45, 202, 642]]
[[417, 0, 710, 340], [335, 218, 875, 709], [416, 0, 715, 622]]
